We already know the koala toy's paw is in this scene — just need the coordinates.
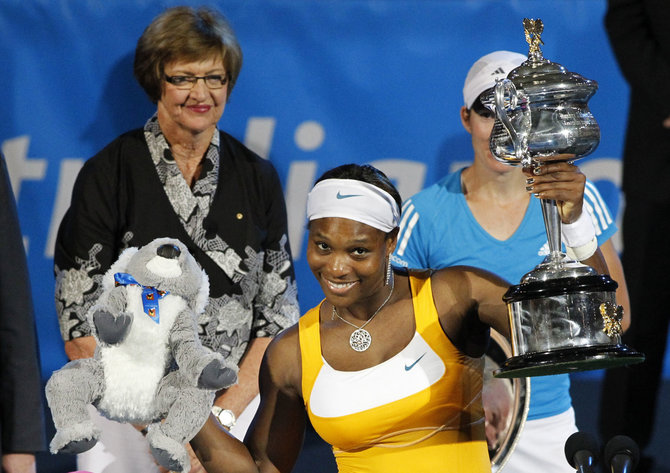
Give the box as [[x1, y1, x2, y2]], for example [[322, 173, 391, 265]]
[[147, 428, 190, 472], [50, 421, 99, 455], [93, 309, 132, 345], [198, 358, 238, 390]]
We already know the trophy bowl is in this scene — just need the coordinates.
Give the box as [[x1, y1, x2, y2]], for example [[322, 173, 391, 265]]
[[487, 18, 644, 378], [486, 61, 601, 166], [482, 19, 601, 168]]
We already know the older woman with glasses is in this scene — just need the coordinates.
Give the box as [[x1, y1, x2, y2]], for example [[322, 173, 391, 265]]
[[53, 6, 299, 473]]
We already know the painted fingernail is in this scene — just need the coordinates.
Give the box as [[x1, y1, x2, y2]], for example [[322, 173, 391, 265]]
[[533, 166, 542, 176], [525, 185, 534, 192], [526, 178, 534, 185]]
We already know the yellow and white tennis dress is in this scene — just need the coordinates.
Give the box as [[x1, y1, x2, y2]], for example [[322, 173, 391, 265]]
[[299, 271, 491, 472]]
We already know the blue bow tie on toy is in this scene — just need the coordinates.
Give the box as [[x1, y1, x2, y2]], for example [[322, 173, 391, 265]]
[[113, 273, 169, 323]]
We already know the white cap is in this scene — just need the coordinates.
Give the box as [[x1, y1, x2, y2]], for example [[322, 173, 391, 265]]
[[462, 50, 527, 108]]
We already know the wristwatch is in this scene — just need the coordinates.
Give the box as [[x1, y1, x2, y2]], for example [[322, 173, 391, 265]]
[[211, 406, 236, 430]]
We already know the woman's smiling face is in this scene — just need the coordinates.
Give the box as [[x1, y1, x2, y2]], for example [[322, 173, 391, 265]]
[[158, 55, 228, 136], [307, 217, 395, 310]]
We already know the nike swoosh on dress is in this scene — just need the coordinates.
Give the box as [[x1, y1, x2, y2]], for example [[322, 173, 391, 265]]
[[404, 352, 426, 371]]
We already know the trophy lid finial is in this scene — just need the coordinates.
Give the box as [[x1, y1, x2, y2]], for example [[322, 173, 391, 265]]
[[523, 18, 544, 58]]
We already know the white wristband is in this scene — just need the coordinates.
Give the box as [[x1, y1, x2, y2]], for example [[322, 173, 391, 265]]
[[561, 210, 596, 248], [565, 236, 598, 261]]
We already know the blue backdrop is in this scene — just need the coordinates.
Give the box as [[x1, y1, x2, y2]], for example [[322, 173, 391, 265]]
[[1, 0, 664, 385]]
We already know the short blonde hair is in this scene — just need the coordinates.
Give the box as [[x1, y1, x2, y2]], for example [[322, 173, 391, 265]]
[[134, 6, 243, 103]]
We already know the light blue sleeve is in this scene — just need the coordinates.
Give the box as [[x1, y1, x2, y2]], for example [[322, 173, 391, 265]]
[[583, 180, 618, 245], [392, 197, 431, 269]]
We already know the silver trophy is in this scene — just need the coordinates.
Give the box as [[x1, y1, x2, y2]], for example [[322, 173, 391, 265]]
[[484, 19, 644, 378]]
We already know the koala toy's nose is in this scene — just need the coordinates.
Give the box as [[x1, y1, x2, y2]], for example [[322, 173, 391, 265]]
[[157, 244, 181, 259]]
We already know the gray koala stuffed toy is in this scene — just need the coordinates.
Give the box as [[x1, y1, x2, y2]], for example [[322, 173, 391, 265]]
[[46, 237, 238, 472]]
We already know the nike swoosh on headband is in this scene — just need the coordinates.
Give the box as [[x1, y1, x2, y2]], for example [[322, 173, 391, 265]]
[[336, 191, 362, 199], [404, 353, 426, 371]]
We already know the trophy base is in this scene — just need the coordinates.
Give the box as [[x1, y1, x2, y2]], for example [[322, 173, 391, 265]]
[[493, 345, 645, 378]]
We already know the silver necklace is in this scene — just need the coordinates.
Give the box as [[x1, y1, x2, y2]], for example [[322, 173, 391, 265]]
[[332, 274, 395, 352]]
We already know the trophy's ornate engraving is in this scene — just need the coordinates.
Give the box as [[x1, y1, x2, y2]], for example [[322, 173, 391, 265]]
[[600, 302, 624, 338], [523, 18, 544, 55]]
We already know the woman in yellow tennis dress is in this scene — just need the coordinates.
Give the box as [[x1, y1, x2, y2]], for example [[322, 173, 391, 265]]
[[192, 162, 606, 472], [300, 268, 490, 472]]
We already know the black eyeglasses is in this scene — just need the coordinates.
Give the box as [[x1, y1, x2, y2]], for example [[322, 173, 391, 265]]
[[164, 74, 228, 90], [470, 98, 494, 119]]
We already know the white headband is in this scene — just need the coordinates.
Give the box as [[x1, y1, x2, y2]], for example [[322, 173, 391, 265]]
[[306, 178, 400, 232]]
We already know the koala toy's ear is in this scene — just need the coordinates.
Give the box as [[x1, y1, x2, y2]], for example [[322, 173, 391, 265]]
[[100, 247, 140, 291], [193, 268, 210, 315]]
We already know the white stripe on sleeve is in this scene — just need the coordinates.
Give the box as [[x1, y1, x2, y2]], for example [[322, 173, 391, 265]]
[[399, 201, 415, 232], [584, 181, 613, 232], [583, 201, 602, 237], [396, 211, 420, 256]]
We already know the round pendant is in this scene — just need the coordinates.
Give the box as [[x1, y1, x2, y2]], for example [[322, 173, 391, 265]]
[[349, 328, 372, 352]]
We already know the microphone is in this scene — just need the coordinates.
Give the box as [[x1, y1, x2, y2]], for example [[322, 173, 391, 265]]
[[564, 431, 600, 473], [604, 435, 640, 473]]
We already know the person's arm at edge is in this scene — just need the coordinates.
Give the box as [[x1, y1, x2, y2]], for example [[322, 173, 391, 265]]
[[64, 335, 97, 360], [192, 326, 306, 473], [191, 416, 257, 473], [213, 337, 270, 419], [431, 267, 512, 344], [2, 453, 36, 473]]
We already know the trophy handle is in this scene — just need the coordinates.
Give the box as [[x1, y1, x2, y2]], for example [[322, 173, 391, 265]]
[[494, 79, 531, 167]]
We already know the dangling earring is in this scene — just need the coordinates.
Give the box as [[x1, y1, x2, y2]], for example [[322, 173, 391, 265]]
[[385, 257, 392, 286]]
